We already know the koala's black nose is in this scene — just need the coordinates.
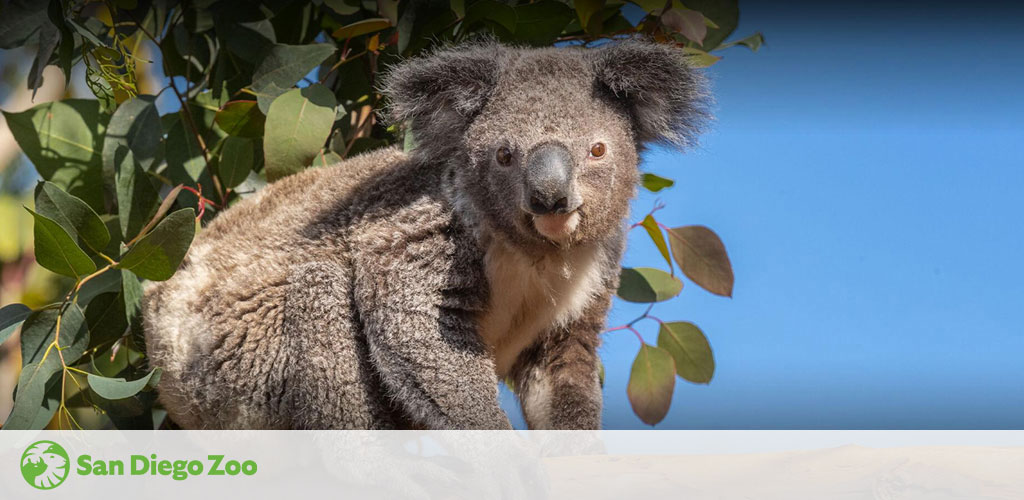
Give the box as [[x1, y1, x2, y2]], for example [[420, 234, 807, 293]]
[[525, 142, 581, 215]]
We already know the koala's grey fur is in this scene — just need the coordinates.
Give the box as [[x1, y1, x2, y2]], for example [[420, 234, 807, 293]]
[[143, 39, 709, 429]]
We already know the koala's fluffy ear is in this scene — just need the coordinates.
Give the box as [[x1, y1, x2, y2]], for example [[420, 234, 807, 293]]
[[593, 40, 711, 149], [380, 43, 504, 154]]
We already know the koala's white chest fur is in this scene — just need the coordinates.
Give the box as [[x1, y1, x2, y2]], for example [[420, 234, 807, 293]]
[[478, 240, 605, 377]]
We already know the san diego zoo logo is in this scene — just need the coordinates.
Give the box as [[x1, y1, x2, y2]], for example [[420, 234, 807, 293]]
[[21, 440, 69, 490], [18, 440, 258, 490]]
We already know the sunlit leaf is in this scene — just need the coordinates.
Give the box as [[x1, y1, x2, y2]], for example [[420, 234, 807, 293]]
[[682, 46, 721, 67], [627, 343, 676, 425], [641, 172, 674, 192], [264, 85, 337, 181], [215, 100, 266, 138], [2, 100, 107, 210], [617, 267, 682, 303], [641, 215, 672, 269], [331, 18, 392, 40], [667, 225, 734, 297], [658, 321, 714, 383]]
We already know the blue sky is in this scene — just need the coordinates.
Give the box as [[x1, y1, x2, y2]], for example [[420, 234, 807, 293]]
[[503, 1, 1024, 429]]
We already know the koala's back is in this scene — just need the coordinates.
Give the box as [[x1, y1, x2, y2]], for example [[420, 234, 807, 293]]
[[143, 146, 414, 429]]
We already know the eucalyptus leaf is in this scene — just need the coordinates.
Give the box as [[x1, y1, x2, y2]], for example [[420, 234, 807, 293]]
[[657, 321, 715, 384], [218, 137, 255, 188], [251, 43, 336, 106], [627, 344, 675, 426], [2, 100, 107, 210], [3, 359, 61, 430], [617, 267, 683, 303], [0, 303, 32, 345], [264, 85, 337, 181], [667, 225, 734, 297], [641, 172, 674, 192], [641, 215, 672, 270], [118, 208, 196, 281], [20, 304, 89, 367], [88, 368, 162, 400], [33, 181, 110, 254], [26, 208, 96, 279], [215, 101, 266, 138]]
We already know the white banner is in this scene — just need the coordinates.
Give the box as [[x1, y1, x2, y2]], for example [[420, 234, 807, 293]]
[[2, 431, 1022, 499]]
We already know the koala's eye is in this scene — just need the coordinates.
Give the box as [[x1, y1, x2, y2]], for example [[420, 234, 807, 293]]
[[590, 142, 606, 159], [496, 146, 513, 166]]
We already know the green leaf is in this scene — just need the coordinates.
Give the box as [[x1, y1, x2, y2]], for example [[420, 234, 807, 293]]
[[102, 95, 164, 175], [312, 149, 343, 168], [87, 368, 162, 400], [641, 172, 675, 192], [218, 137, 256, 188], [450, 0, 466, 17], [121, 269, 146, 350], [573, 0, 605, 34], [115, 159, 160, 242], [683, 0, 739, 51], [33, 181, 110, 254], [641, 215, 672, 270], [629, 0, 670, 13], [3, 359, 61, 430], [719, 32, 765, 52], [215, 101, 266, 138], [627, 344, 676, 426], [26, 208, 96, 279], [164, 112, 206, 183], [117, 208, 196, 281], [20, 304, 89, 367], [657, 321, 715, 384], [0, 2, 48, 49], [617, 267, 683, 303], [323, 0, 360, 15], [76, 266, 121, 305], [2, 100, 107, 210], [662, 8, 706, 45], [511, 1, 575, 45], [251, 43, 336, 111], [85, 291, 128, 350], [0, 303, 32, 345], [263, 85, 337, 181], [682, 46, 721, 68], [463, 0, 517, 33], [331, 18, 392, 39], [666, 225, 734, 297]]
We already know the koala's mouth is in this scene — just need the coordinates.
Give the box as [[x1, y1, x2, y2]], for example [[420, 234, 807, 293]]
[[530, 211, 581, 242]]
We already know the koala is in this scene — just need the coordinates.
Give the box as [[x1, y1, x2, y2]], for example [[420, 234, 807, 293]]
[[142, 39, 709, 430]]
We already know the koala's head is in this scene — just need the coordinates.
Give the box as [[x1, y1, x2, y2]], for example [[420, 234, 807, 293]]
[[382, 40, 709, 252]]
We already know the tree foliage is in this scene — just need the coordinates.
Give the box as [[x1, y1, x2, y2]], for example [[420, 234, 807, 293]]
[[0, 0, 761, 429]]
